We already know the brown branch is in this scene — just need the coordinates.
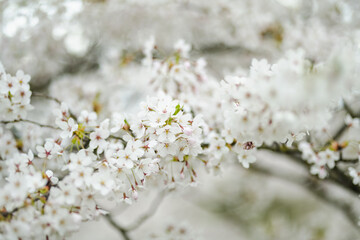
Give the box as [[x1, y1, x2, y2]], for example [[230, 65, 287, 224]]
[[331, 124, 349, 142], [104, 214, 131, 240], [330, 100, 360, 142], [32, 92, 78, 120], [0, 119, 59, 130], [104, 190, 167, 238], [109, 135, 127, 145], [125, 189, 167, 231], [343, 101, 357, 118], [338, 159, 359, 164], [32, 92, 62, 105], [328, 166, 360, 195], [250, 163, 360, 230], [258, 144, 360, 195]]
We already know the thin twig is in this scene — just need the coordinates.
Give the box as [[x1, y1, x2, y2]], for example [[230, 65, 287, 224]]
[[32, 92, 62, 105], [103, 190, 167, 239], [258, 143, 360, 195], [338, 159, 359, 164], [250, 163, 360, 230], [332, 124, 348, 142], [343, 100, 357, 118], [109, 135, 127, 145], [258, 143, 301, 154], [331, 100, 360, 142], [126, 190, 167, 231], [32, 92, 78, 120], [104, 214, 131, 240], [0, 119, 59, 130]]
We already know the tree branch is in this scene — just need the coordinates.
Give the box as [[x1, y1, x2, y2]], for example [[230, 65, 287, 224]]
[[250, 163, 360, 229], [0, 119, 59, 130], [125, 189, 167, 231], [104, 190, 167, 238], [32, 92, 78, 120], [104, 214, 131, 240], [331, 100, 360, 142], [258, 143, 360, 195], [343, 100, 358, 118], [109, 135, 127, 145], [338, 159, 359, 164], [32, 92, 62, 105], [332, 124, 349, 142]]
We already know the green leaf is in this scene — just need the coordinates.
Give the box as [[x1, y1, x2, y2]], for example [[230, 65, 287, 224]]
[[173, 104, 182, 115]]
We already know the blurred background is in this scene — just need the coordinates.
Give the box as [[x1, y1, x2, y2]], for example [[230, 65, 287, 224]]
[[1, 0, 360, 239]]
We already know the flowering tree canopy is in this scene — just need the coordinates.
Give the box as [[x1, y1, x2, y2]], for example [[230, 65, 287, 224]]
[[1, 0, 360, 239]]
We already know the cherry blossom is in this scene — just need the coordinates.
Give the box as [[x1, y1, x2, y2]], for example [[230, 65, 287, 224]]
[[1, 3, 360, 237]]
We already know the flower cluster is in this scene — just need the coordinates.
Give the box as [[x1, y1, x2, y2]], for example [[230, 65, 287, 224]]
[[141, 39, 235, 171], [349, 167, 360, 186], [1, 22, 360, 237], [0, 61, 207, 237], [143, 38, 223, 128], [221, 51, 319, 146], [299, 142, 340, 179], [0, 64, 32, 121], [113, 94, 205, 185], [217, 47, 360, 168]]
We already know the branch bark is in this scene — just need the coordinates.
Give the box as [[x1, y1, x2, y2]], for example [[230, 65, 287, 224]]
[[103, 190, 167, 238], [32, 92, 78, 120], [104, 214, 131, 240], [258, 143, 360, 195], [250, 163, 360, 229], [126, 189, 167, 231], [0, 119, 59, 130]]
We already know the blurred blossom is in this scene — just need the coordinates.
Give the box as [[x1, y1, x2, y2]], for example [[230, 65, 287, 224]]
[[1, 1, 360, 239]]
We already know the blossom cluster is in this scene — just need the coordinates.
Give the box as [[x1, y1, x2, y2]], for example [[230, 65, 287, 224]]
[[1, 29, 360, 237], [299, 142, 340, 179], [0, 64, 32, 121], [142, 38, 223, 128], [0, 63, 207, 238], [115, 94, 204, 184], [218, 46, 360, 167]]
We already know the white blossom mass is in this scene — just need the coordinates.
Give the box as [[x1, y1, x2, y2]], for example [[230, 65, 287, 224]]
[[1, 0, 360, 239]]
